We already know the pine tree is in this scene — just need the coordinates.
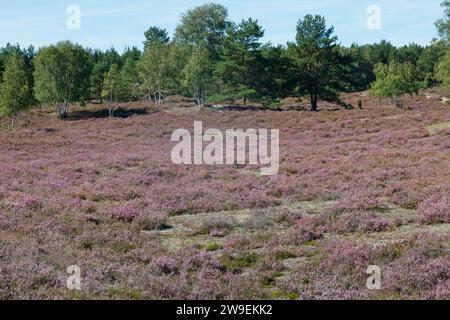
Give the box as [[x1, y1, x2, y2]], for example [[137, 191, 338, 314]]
[[288, 15, 341, 111], [144, 27, 170, 51], [215, 18, 264, 105]]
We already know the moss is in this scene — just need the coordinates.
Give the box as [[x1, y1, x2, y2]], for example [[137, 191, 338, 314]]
[[205, 242, 222, 251], [274, 251, 297, 260], [269, 289, 300, 300], [273, 271, 284, 278], [219, 253, 259, 273], [108, 287, 142, 300], [113, 242, 137, 253], [303, 240, 317, 246]]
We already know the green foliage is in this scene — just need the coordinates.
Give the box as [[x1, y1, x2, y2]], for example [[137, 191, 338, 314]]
[[360, 40, 398, 65], [436, 47, 450, 88], [258, 45, 295, 100], [138, 42, 175, 107], [397, 43, 423, 65], [90, 61, 108, 102], [435, 1, 450, 42], [215, 18, 265, 104], [121, 46, 142, 63], [0, 43, 35, 89], [116, 58, 139, 102], [166, 43, 192, 95], [102, 64, 119, 116], [174, 3, 229, 60], [417, 41, 447, 87], [182, 46, 213, 108], [288, 14, 341, 111], [219, 253, 259, 273], [2, 2, 448, 118], [144, 26, 170, 51], [0, 52, 32, 128], [371, 61, 419, 107], [89, 48, 122, 102], [34, 41, 91, 118], [338, 45, 374, 92]]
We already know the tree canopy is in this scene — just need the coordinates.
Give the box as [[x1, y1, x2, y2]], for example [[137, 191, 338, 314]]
[[436, 0, 450, 42], [215, 18, 265, 104], [174, 3, 229, 60], [182, 47, 213, 109], [34, 41, 91, 117], [0, 52, 32, 128], [144, 27, 170, 51], [371, 61, 419, 108], [288, 15, 341, 111]]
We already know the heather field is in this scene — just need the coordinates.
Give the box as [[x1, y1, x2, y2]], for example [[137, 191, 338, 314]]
[[0, 90, 449, 300]]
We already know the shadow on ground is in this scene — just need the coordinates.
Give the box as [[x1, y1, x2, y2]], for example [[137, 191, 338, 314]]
[[207, 105, 283, 112], [68, 107, 148, 120]]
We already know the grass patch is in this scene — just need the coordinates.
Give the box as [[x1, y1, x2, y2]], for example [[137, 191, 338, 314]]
[[204, 242, 223, 251], [426, 121, 450, 135], [269, 289, 300, 300], [113, 242, 137, 253], [274, 251, 297, 260], [219, 253, 259, 273], [108, 287, 142, 299]]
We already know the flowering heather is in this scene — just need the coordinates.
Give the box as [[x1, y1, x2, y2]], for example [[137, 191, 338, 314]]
[[0, 90, 449, 299], [133, 212, 168, 231], [107, 204, 140, 222], [291, 216, 324, 244], [152, 256, 180, 275], [418, 194, 450, 224], [280, 233, 450, 300], [23, 195, 42, 209]]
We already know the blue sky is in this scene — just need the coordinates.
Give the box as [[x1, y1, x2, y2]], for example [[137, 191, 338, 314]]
[[0, 0, 444, 51]]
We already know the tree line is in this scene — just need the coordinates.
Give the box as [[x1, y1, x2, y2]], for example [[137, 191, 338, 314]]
[[0, 2, 449, 128]]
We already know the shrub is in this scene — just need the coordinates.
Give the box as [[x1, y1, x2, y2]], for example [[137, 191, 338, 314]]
[[151, 256, 179, 275], [291, 216, 324, 244], [133, 212, 168, 230], [418, 194, 450, 224], [242, 211, 273, 230], [219, 252, 259, 273], [108, 204, 140, 222], [23, 195, 42, 210], [194, 215, 237, 236], [185, 251, 220, 271], [329, 211, 392, 233]]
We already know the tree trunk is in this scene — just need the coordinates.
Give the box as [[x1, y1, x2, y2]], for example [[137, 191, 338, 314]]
[[11, 114, 15, 130], [56, 101, 69, 119], [311, 92, 318, 112], [108, 102, 113, 117], [243, 96, 247, 106], [64, 101, 69, 118], [109, 93, 114, 117], [154, 94, 158, 109], [196, 89, 204, 110]]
